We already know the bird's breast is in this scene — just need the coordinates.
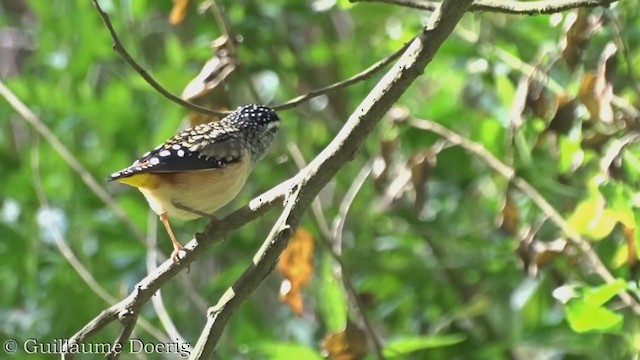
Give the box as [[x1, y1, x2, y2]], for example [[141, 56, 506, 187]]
[[138, 157, 251, 220]]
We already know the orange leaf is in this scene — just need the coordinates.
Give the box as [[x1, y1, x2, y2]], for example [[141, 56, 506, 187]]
[[322, 321, 368, 360], [169, 0, 190, 25], [277, 228, 315, 316]]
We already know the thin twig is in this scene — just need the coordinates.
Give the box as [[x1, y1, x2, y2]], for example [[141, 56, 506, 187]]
[[91, 0, 228, 117], [409, 118, 640, 314], [331, 165, 372, 251], [0, 77, 211, 316], [206, 0, 237, 57], [29, 140, 168, 349], [0, 79, 147, 244], [287, 142, 382, 358], [328, 165, 382, 358], [352, 0, 616, 15], [273, 38, 413, 111], [30, 144, 115, 304], [92, 0, 409, 114]]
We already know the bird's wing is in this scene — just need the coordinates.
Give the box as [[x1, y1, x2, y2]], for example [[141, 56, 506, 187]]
[[108, 133, 244, 182]]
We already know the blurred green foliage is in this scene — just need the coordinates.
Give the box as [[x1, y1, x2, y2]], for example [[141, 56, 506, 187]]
[[1, 0, 640, 359]]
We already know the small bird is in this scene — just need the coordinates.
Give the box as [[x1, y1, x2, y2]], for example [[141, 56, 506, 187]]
[[109, 104, 280, 262]]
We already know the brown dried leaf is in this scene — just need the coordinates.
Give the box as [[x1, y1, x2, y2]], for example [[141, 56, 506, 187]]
[[408, 150, 437, 215], [578, 43, 617, 124], [533, 238, 567, 268], [561, 9, 592, 70], [526, 84, 554, 120], [518, 232, 567, 277], [498, 192, 518, 235], [322, 321, 368, 360], [581, 131, 611, 151], [547, 95, 578, 135], [372, 138, 399, 192], [277, 228, 315, 316], [182, 36, 238, 126], [169, 0, 190, 25]]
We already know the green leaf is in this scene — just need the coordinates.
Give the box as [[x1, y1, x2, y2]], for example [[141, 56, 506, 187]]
[[583, 279, 627, 307], [253, 342, 323, 360], [383, 334, 467, 357], [565, 301, 623, 333], [319, 255, 348, 331], [567, 193, 617, 240]]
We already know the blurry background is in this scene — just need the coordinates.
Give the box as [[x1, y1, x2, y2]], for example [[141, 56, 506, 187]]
[[1, 0, 640, 359]]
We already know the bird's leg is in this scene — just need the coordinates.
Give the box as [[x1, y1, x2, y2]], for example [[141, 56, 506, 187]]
[[173, 201, 218, 221], [160, 212, 185, 262]]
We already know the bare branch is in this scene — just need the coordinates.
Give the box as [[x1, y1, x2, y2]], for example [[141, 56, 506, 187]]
[[91, 0, 228, 117], [29, 141, 168, 352], [272, 38, 413, 111], [189, 1, 474, 357], [409, 118, 640, 314], [287, 141, 381, 358], [105, 309, 138, 360], [0, 76, 212, 320], [62, 179, 292, 356], [92, 0, 411, 115], [352, 0, 617, 15], [0, 79, 147, 244]]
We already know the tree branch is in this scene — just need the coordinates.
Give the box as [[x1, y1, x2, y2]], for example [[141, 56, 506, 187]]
[[92, 0, 413, 115], [61, 179, 291, 358], [189, 0, 474, 357], [91, 0, 228, 117], [409, 118, 640, 314], [272, 38, 412, 111], [351, 0, 616, 15], [287, 142, 382, 358]]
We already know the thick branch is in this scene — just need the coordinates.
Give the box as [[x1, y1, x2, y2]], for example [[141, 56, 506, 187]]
[[189, 0, 474, 357], [352, 0, 616, 15]]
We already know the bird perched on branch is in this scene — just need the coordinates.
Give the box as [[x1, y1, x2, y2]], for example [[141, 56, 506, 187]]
[[109, 104, 280, 262]]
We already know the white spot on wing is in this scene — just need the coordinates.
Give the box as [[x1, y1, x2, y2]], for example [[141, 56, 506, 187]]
[[150, 157, 160, 165], [177, 150, 185, 157], [159, 150, 171, 157]]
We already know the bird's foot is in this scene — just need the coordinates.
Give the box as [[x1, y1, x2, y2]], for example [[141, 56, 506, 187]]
[[170, 245, 188, 263]]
